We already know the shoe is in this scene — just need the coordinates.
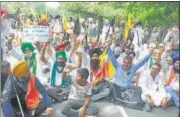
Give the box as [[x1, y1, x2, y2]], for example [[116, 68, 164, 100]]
[[143, 103, 152, 112]]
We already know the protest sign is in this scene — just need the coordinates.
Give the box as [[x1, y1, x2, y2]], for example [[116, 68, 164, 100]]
[[23, 25, 49, 42]]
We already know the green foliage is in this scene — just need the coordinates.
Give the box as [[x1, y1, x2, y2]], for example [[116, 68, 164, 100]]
[[1, 2, 179, 28]]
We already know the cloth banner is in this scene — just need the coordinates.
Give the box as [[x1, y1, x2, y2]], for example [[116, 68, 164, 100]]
[[112, 83, 145, 110]]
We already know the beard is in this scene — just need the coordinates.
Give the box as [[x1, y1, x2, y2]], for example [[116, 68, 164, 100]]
[[57, 61, 66, 73], [25, 53, 33, 59], [90, 59, 100, 71], [174, 66, 180, 74], [57, 61, 65, 67]]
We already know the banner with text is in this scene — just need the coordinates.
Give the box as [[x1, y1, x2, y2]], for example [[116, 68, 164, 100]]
[[23, 25, 49, 42]]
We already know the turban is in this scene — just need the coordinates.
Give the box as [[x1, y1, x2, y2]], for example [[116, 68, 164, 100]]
[[26, 19, 33, 25], [41, 14, 47, 21], [12, 60, 28, 77], [1, 8, 8, 15], [55, 15, 60, 19], [89, 48, 102, 57], [21, 42, 35, 53], [173, 55, 180, 64], [128, 51, 136, 57], [54, 44, 66, 51], [77, 68, 89, 79], [55, 50, 66, 60]]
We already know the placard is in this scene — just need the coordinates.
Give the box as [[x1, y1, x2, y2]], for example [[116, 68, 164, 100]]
[[23, 25, 49, 42]]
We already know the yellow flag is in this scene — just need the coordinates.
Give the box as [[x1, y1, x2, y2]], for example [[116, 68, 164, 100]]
[[62, 15, 68, 32], [124, 13, 132, 40]]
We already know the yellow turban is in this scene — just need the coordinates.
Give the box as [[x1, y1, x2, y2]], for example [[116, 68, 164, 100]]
[[12, 60, 28, 77], [41, 14, 47, 21], [26, 19, 33, 25]]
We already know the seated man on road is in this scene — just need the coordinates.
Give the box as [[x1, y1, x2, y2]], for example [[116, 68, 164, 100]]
[[165, 56, 180, 108], [138, 63, 171, 111], [2, 60, 53, 117], [107, 43, 154, 88], [62, 68, 99, 117], [89, 48, 111, 102]]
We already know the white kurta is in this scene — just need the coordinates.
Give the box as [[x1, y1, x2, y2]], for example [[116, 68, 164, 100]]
[[138, 70, 170, 106], [35, 54, 49, 85], [9, 48, 48, 85], [48, 58, 63, 86]]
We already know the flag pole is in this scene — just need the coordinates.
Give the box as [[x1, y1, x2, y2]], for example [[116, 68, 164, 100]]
[[11, 75, 25, 117]]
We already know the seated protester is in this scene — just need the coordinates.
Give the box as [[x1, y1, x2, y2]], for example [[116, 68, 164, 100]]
[[158, 43, 165, 55], [40, 41, 67, 87], [38, 14, 49, 26], [106, 43, 154, 88], [64, 40, 71, 63], [1, 61, 10, 93], [20, 42, 49, 85], [113, 46, 123, 64], [165, 56, 180, 107], [138, 63, 171, 112], [66, 34, 89, 69], [61, 68, 99, 117], [160, 42, 174, 78], [118, 47, 130, 63], [89, 48, 111, 102], [139, 42, 156, 71], [2, 60, 53, 117], [148, 48, 162, 69], [109, 34, 123, 64], [161, 55, 173, 77], [147, 42, 172, 71]]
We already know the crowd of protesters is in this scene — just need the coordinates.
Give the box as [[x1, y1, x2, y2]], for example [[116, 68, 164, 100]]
[[1, 8, 179, 117]]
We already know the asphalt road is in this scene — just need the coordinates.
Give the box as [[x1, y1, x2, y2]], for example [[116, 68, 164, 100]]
[[40, 101, 179, 117], [3, 54, 179, 117]]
